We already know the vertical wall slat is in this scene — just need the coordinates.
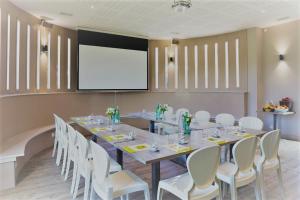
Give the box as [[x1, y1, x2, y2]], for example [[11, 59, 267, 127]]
[[6, 14, 10, 90]]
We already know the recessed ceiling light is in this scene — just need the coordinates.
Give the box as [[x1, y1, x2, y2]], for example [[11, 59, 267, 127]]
[[59, 12, 73, 17], [172, 0, 192, 12], [90, 5, 95, 9], [260, 9, 266, 14]]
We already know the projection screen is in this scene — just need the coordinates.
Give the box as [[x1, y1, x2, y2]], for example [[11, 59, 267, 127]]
[[78, 44, 148, 90]]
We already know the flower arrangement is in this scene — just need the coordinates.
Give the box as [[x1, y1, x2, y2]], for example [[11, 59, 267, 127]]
[[159, 104, 168, 114], [106, 107, 116, 119], [155, 104, 169, 120], [106, 106, 120, 123], [182, 112, 192, 135]]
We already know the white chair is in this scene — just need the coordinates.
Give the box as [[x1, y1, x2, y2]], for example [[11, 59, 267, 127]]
[[52, 114, 60, 158], [194, 111, 211, 123], [215, 113, 235, 126], [239, 117, 263, 130], [157, 145, 222, 200], [89, 140, 150, 200], [255, 130, 284, 200], [72, 131, 122, 200], [217, 137, 261, 200], [56, 118, 69, 177], [73, 130, 92, 200], [64, 125, 77, 190]]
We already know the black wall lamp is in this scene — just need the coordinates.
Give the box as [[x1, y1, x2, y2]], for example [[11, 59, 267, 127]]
[[279, 54, 285, 61], [41, 44, 48, 53]]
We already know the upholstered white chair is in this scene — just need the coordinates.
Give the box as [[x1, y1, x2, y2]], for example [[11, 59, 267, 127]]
[[56, 118, 69, 176], [194, 111, 211, 123], [215, 113, 235, 126], [255, 130, 284, 200], [239, 117, 263, 130], [52, 114, 60, 158], [157, 145, 222, 200], [217, 137, 261, 200], [89, 140, 150, 200]]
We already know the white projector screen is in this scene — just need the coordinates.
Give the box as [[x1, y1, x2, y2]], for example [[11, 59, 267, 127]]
[[78, 44, 148, 90]]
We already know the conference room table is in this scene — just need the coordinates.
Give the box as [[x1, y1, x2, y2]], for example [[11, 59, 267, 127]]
[[71, 115, 266, 200], [122, 111, 220, 132]]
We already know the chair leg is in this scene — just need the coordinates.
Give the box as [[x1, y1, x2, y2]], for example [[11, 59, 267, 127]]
[[255, 177, 262, 200], [157, 186, 163, 200], [229, 182, 237, 200], [84, 172, 91, 200], [61, 148, 68, 175], [52, 139, 58, 157], [90, 185, 96, 200], [277, 163, 285, 200], [216, 180, 223, 200], [258, 170, 266, 200], [70, 163, 77, 194], [144, 188, 150, 200], [73, 172, 81, 199], [64, 157, 72, 181], [56, 144, 62, 166]]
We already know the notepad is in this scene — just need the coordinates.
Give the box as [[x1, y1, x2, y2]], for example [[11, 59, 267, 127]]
[[89, 127, 107, 134], [101, 134, 127, 142], [123, 144, 150, 154], [207, 137, 228, 145], [232, 132, 254, 138], [166, 144, 193, 153]]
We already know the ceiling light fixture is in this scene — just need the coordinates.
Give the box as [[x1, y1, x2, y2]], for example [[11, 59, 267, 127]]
[[172, 0, 192, 12]]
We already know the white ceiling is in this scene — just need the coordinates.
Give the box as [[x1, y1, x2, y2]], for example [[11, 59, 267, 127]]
[[9, 0, 300, 39]]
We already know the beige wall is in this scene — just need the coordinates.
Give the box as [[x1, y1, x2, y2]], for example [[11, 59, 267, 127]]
[[2, 0, 299, 149], [262, 20, 300, 141]]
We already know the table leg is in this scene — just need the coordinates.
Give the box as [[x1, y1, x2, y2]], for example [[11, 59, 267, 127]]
[[91, 135, 97, 142], [149, 120, 155, 133], [229, 144, 233, 161], [116, 149, 123, 169], [273, 114, 278, 130], [152, 162, 160, 200]]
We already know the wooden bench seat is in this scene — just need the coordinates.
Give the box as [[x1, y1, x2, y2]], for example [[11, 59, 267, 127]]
[[0, 125, 55, 191]]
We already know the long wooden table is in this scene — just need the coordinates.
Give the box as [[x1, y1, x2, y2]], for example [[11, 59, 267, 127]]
[[71, 115, 266, 200]]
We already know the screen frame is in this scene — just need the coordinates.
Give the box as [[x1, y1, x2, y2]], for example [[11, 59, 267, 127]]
[[77, 30, 149, 91]]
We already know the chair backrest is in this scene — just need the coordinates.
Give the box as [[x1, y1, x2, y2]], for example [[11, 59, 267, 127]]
[[215, 113, 235, 126], [53, 114, 61, 135], [195, 111, 211, 123], [233, 136, 257, 172], [187, 146, 220, 189], [260, 130, 280, 161], [165, 105, 174, 117], [175, 108, 189, 123], [67, 124, 77, 149], [90, 140, 110, 185], [75, 131, 89, 164], [59, 118, 68, 142], [239, 116, 263, 130]]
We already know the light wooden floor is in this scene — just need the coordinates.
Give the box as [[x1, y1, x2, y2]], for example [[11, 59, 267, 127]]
[[0, 139, 299, 200]]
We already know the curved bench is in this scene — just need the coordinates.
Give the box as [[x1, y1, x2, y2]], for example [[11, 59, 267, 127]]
[[0, 125, 55, 191]]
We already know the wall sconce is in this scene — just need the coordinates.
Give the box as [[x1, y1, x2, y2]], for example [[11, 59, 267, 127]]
[[168, 39, 178, 68], [279, 54, 285, 61], [41, 44, 48, 53]]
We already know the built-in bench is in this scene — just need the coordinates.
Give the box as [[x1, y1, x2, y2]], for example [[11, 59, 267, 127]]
[[0, 125, 55, 191]]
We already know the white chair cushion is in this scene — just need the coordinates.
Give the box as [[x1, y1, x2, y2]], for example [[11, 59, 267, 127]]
[[109, 170, 148, 198], [217, 162, 256, 187], [254, 155, 279, 171], [159, 173, 219, 200]]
